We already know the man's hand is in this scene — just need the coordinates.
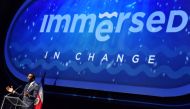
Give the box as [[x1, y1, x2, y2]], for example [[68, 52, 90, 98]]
[[6, 86, 14, 93], [24, 92, 29, 97]]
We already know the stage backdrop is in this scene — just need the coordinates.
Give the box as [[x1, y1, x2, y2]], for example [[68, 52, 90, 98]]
[[4, 0, 190, 97]]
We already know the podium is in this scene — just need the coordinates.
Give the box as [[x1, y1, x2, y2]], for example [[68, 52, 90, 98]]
[[1, 95, 29, 109]]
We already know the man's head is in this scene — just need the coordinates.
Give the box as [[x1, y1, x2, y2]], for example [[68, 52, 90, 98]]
[[27, 73, 35, 82]]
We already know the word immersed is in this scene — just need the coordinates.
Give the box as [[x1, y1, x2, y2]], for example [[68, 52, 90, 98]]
[[40, 10, 188, 42]]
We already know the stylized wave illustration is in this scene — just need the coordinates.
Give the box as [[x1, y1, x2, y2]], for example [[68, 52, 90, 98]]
[[14, 59, 190, 79], [11, 42, 190, 57], [99, 12, 118, 18]]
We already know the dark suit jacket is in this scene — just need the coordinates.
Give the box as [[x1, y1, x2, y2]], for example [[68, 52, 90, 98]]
[[15, 81, 39, 109]]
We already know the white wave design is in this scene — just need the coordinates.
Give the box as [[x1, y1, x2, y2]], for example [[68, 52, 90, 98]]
[[99, 12, 118, 18]]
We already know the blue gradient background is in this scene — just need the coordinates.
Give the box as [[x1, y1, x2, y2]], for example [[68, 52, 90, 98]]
[[5, 0, 190, 97]]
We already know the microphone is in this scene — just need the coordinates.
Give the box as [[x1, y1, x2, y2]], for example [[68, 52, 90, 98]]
[[14, 85, 23, 92]]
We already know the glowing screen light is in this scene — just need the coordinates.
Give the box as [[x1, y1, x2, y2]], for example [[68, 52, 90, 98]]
[[5, 0, 190, 97]]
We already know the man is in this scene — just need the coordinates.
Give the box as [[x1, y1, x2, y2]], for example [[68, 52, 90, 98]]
[[6, 73, 39, 109]]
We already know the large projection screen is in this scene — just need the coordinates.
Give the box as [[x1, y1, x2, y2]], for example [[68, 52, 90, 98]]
[[5, 0, 190, 97]]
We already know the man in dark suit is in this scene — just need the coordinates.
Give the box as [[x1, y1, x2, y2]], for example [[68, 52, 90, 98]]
[[6, 73, 39, 109]]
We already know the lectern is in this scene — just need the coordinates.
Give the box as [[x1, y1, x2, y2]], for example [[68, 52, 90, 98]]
[[1, 95, 28, 109]]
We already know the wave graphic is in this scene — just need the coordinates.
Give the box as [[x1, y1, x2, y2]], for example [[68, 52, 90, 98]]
[[14, 59, 190, 79], [99, 12, 118, 18]]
